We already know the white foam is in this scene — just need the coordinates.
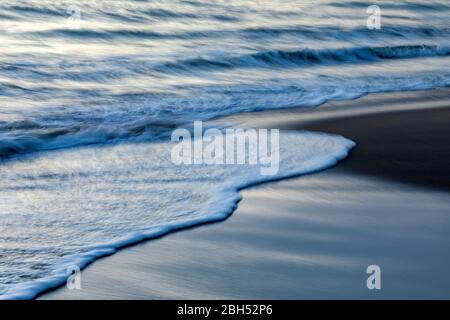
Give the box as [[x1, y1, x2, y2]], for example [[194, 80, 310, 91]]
[[0, 130, 354, 299]]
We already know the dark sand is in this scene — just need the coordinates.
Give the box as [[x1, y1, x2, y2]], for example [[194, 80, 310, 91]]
[[42, 89, 450, 299]]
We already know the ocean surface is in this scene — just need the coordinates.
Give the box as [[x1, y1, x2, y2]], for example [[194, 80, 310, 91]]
[[0, 0, 449, 298]]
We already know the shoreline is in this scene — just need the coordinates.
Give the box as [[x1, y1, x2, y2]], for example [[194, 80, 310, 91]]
[[41, 88, 450, 299]]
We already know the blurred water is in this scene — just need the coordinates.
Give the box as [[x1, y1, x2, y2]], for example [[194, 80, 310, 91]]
[[0, 0, 449, 299], [0, 0, 449, 155]]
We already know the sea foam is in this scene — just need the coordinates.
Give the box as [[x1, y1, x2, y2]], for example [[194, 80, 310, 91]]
[[0, 131, 354, 299]]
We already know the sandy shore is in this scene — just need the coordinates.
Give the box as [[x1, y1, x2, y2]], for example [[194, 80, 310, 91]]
[[42, 89, 450, 299]]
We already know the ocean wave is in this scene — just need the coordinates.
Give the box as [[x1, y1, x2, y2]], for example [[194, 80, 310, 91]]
[[23, 25, 450, 42], [3, 42, 449, 83], [1, 69, 449, 159], [239, 25, 450, 40], [6, 4, 63, 17], [0, 118, 182, 158]]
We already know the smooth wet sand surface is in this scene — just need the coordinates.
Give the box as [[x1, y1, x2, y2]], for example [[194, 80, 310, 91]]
[[42, 89, 450, 299]]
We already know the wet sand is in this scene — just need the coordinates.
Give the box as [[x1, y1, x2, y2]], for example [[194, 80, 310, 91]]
[[42, 89, 450, 299]]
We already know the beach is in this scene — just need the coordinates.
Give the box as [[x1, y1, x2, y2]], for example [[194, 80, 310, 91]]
[[41, 89, 450, 300]]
